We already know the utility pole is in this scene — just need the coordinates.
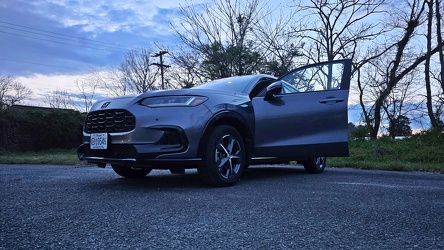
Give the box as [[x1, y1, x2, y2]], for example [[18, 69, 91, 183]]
[[151, 50, 170, 90]]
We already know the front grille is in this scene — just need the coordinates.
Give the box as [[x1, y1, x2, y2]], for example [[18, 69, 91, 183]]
[[84, 109, 136, 133]]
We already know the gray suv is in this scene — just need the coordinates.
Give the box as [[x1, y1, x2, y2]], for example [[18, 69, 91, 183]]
[[77, 59, 352, 186]]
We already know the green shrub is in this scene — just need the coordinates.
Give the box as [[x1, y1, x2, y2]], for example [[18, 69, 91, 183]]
[[0, 107, 85, 152]]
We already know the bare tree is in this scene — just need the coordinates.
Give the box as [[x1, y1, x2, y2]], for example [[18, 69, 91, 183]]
[[429, 0, 444, 129], [121, 48, 159, 93], [355, 0, 443, 138], [89, 67, 129, 97], [172, 0, 267, 80], [0, 75, 32, 109], [167, 46, 206, 88], [253, 5, 304, 76], [382, 69, 422, 137], [369, 0, 443, 137], [290, 0, 386, 63], [424, 0, 440, 128], [75, 79, 97, 112], [44, 88, 75, 110], [436, 0, 444, 92], [357, 55, 390, 134]]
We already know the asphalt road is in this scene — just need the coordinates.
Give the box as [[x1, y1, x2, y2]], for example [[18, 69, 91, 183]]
[[1, 164, 443, 249]]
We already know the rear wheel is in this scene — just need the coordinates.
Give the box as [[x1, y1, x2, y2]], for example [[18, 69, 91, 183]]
[[302, 157, 326, 174], [111, 164, 152, 178], [198, 125, 246, 187]]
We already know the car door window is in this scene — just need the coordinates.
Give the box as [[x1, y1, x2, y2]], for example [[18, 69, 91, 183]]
[[279, 62, 346, 93]]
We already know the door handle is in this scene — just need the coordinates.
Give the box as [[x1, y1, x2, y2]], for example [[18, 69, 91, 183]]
[[319, 97, 344, 104]]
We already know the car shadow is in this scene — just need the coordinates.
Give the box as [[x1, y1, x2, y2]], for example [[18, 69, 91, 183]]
[[88, 165, 308, 190], [242, 165, 306, 181], [108, 171, 205, 189]]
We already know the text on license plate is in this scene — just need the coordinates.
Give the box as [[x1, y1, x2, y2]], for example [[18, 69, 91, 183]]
[[90, 133, 108, 149]]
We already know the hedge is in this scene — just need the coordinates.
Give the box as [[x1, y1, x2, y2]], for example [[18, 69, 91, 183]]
[[0, 106, 86, 152]]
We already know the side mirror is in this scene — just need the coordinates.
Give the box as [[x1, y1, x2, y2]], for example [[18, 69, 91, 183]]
[[264, 81, 283, 100]]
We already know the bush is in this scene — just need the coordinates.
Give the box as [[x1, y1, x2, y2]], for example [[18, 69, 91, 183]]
[[0, 106, 85, 152]]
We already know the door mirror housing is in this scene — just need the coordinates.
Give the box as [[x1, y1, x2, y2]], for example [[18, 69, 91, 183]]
[[264, 81, 283, 100]]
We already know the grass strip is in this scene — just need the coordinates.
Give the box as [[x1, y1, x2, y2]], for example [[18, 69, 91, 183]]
[[0, 149, 84, 165], [329, 131, 444, 173]]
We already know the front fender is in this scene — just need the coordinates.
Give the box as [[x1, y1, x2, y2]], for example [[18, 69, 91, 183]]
[[198, 106, 255, 164]]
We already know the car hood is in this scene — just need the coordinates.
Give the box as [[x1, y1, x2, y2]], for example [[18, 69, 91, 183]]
[[90, 88, 245, 112], [137, 88, 242, 98]]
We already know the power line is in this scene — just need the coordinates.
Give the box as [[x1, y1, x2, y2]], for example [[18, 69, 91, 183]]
[[0, 20, 134, 51], [0, 30, 128, 54], [0, 57, 80, 70], [0, 20, 137, 72], [0, 20, 138, 54], [0, 25, 129, 52]]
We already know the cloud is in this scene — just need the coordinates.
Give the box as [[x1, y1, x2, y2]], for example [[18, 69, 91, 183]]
[[26, 0, 192, 35], [0, 0, 194, 77], [17, 73, 86, 102], [0, 0, 204, 109]]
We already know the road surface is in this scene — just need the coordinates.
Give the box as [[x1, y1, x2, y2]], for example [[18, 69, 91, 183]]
[[1, 164, 443, 249]]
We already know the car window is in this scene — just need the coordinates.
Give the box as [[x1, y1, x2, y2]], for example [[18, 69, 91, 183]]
[[249, 78, 276, 99], [280, 62, 346, 93], [253, 80, 299, 97], [281, 81, 299, 94]]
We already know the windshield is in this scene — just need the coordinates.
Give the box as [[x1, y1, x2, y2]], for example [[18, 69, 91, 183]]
[[192, 76, 256, 93]]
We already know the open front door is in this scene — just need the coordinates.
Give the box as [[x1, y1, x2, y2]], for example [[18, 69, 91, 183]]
[[252, 59, 352, 159]]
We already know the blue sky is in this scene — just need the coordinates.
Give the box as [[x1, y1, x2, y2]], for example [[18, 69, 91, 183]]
[[0, 0, 188, 77], [0, 0, 202, 110]]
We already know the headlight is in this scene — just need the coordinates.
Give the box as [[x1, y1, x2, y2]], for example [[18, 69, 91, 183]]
[[140, 96, 208, 107]]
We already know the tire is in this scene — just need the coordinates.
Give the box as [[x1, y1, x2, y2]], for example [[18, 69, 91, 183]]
[[198, 125, 246, 187], [111, 164, 152, 178], [302, 157, 326, 174]]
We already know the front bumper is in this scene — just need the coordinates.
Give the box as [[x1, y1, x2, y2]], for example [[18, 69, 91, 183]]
[[78, 99, 213, 168], [77, 143, 202, 168]]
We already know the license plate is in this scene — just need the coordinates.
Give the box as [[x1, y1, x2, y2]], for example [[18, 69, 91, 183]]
[[90, 133, 108, 149]]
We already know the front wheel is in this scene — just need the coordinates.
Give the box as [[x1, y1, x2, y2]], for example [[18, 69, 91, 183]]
[[198, 125, 246, 187], [302, 157, 326, 174], [111, 164, 152, 178]]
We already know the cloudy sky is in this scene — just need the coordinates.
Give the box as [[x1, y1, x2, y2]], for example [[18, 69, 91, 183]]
[[0, 0, 203, 105]]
